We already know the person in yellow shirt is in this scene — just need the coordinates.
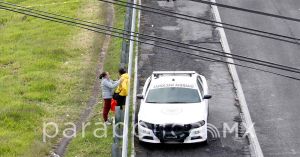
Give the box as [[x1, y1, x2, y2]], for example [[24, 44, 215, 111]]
[[115, 68, 129, 110]]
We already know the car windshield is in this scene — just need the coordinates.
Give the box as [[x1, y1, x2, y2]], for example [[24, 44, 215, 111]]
[[146, 87, 201, 103]]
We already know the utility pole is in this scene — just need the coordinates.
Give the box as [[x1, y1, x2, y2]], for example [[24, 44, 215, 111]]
[[120, 0, 133, 68], [121, 0, 137, 156], [112, 1, 133, 157]]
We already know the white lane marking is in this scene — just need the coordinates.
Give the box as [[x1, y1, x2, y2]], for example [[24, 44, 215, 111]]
[[210, 0, 264, 157]]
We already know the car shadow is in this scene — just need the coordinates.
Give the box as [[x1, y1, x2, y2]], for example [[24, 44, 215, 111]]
[[138, 139, 216, 151]]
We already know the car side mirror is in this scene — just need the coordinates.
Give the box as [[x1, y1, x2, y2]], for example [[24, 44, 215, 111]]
[[203, 95, 212, 99], [137, 94, 144, 99]]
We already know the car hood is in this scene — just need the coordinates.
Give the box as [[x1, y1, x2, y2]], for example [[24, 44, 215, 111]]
[[138, 102, 207, 124]]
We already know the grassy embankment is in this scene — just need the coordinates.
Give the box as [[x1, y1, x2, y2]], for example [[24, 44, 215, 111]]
[[0, 0, 108, 156], [65, 2, 126, 157]]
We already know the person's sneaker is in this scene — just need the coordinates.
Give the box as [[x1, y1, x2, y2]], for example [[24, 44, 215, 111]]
[[108, 118, 114, 123], [105, 121, 112, 125]]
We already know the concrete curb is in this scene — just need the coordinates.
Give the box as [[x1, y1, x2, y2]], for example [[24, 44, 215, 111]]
[[209, 0, 264, 157], [131, 0, 141, 156]]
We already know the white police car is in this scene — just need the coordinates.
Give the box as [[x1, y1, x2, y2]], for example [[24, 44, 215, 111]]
[[137, 71, 211, 143]]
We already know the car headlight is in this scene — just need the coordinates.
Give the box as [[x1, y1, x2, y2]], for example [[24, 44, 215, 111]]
[[191, 120, 205, 129], [139, 120, 154, 130]]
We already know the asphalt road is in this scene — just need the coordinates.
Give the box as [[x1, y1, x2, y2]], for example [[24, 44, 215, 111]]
[[134, 0, 251, 156], [215, 0, 300, 156]]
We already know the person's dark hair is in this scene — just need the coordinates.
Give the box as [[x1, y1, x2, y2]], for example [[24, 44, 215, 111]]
[[99, 72, 107, 79], [119, 68, 126, 75]]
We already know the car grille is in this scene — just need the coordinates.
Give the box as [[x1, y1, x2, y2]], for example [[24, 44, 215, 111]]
[[152, 124, 191, 143]]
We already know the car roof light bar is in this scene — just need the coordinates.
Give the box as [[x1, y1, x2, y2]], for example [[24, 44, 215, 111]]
[[152, 71, 196, 78]]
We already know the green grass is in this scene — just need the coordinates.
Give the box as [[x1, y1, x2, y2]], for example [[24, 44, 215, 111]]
[[64, 2, 127, 157], [64, 104, 115, 157], [0, 0, 106, 156], [103, 4, 126, 79]]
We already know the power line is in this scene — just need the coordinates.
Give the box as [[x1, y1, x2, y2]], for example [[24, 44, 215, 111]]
[[99, 0, 300, 45], [190, 0, 300, 23], [104, 0, 300, 42], [1, 4, 300, 81], [93, 1, 300, 72], [2, 0, 300, 74], [1, 2, 300, 75], [0, 2, 299, 74]]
